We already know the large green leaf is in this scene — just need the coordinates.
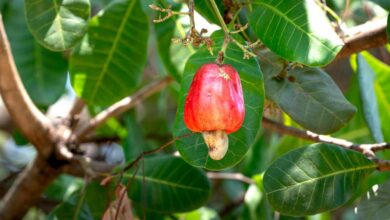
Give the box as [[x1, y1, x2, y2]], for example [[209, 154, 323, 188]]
[[122, 111, 147, 161], [264, 143, 376, 216], [194, 0, 225, 25], [2, 0, 68, 107], [125, 155, 211, 213], [356, 181, 390, 220], [356, 54, 384, 142], [358, 52, 390, 142], [48, 180, 111, 220], [334, 71, 371, 143], [70, 0, 149, 106], [44, 175, 83, 201], [0, 0, 6, 11], [262, 53, 356, 134], [24, 0, 90, 51], [248, 0, 343, 66], [48, 192, 93, 220], [173, 31, 264, 170]]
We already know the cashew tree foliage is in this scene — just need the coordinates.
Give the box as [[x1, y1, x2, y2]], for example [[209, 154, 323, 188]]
[[0, 0, 389, 219]]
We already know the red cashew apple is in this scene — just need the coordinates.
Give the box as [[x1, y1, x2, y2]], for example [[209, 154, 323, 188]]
[[184, 63, 245, 160]]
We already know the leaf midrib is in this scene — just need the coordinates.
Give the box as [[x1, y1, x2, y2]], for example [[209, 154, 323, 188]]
[[128, 175, 209, 192], [266, 164, 376, 194], [253, 1, 338, 54], [292, 76, 348, 125], [52, 0, 66, 49], [90, 0, 136, 102]]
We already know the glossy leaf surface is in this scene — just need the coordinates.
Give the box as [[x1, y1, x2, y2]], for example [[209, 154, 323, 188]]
[[25, 0, 90, 51], [173, 31, 264, 170], [70, 0, 149, 106], [356, 54, 384, 142], [356, 181, 390, 220], [262, 53, 356, 134], [358, 52, 390, 142], [248, 0, 343, 66], [264, 143, 376, 216], [126, 156, 211, 213]]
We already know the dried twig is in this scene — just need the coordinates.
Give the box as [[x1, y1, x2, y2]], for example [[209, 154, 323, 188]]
[[262, 117, 390, 171], [73, 76, 173, 142], [149, 4, 188, 23], [207, 172, 254, 184]]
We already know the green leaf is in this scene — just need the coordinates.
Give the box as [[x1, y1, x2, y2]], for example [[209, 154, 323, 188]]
[[122, 111, 147, 161], [334, 57, 372, 142], [356, 54, 384, 142], [70, 0, 149, 106], [173, 31, 264, 170], [48, 191, 93, 220], [45, 175, 83, 201], [356, 181, 390, 220], [155, 0, 181, 81], [48, 180, 112, 220], [372, 0, 390, 11], [264, 143, 376, 216], [84, 181, 112, 219], [2, 0, 68, 107], [24, 0, 90, 51], [0, 0, 6, 11], [358, 52, 390, 142], [248, 0, 343, 66], [125, 155, 211, 213], [262, 53, 356, 134], [194, 0, 225, 25]]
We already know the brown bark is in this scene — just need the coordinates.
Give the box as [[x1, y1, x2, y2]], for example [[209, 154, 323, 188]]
[[0, 15, 59, 219], [0, 15, 54, 156], [337, 17, 388, 59], [0, 157, 61, 220]]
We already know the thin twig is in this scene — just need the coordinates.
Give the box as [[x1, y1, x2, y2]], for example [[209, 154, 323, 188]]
[[73, 76, 173, 142], [0, 156, 61, 220], [337, 17, 387, 59], [262, 117, 390, 153], [149, 4, 189, 23], [210, 0, 230, 34], [262, 117, 390, 170], [120, 133, 193, 173], [188, 0, 196, 31], [207, 172, 254, 184]]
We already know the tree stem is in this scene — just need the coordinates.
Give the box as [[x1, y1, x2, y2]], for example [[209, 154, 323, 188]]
[[0, 15, 54, 156], [0, 157, 61, 220], [209, 0, 230, 35], [262, 117, 390, 170], [73, 76, 173, 142]]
